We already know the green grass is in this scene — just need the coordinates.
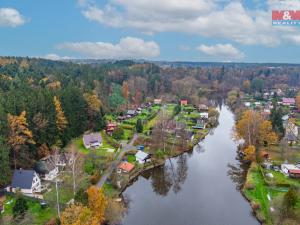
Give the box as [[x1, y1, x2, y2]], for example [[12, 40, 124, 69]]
[[244, 164, 272, 224], [127, 155, 136, 163], [2, 195, 56, 224], [102, 182, 118, 197]]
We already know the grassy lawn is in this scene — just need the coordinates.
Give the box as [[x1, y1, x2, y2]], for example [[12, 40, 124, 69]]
[[102, 182, 118, 197], [72, 132, 117, 156], [244, 163, 272, 224], [127, 155, 136, 163], [2, 195, 56, 224], [244, 163, 300, 224]]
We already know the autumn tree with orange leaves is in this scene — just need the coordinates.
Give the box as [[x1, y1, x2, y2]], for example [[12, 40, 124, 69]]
[[236, 110, 278, 161], [61, 186, 107, 225], [53, 96, 68, 132], [7, 111, 35, 168]]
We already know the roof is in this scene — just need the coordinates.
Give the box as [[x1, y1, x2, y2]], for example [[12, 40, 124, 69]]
[[127, 110, 136, 115], [11, 170, 35, 189], [35, 156, 56, 174], [282, 98, 295, 104], [286, 133, 297, 141], [83, 133, 102, 145], [282, 164, 299, 170], [135, 150, 149, 160], [289, 169, 300, 174], [118, 162, 134, 172]]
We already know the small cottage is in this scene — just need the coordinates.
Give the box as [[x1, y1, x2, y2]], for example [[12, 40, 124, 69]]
[[135, 151, 150, 164], [199, 112, 209, 119], [11, 169, 42, 194], [180, 99, 188, 106], [281, 164, 300, 178], [83, 133, 102, 149], [106, 122, 117, 134], [117, 162, 135, 173], [198, 104, 208, 111], [154, 99, 162, 105], [282, 98, 295, 106]]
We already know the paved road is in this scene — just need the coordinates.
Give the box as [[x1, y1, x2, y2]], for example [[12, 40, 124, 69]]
[[97, 134, 139, 187]]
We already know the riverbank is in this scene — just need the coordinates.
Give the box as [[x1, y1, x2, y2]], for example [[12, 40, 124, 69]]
[[242, 162, 300, 225], [108, 128, 211, 197]]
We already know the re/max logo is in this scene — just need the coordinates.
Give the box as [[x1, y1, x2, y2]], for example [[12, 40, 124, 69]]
[[272, 10, 300, 26]]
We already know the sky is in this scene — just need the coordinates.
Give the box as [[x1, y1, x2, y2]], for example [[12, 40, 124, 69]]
[[0, 0, 300, 63]]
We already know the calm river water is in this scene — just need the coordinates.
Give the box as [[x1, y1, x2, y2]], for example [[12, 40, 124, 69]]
[[121, 106, 259, 225]]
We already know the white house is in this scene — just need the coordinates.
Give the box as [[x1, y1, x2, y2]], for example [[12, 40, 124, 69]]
[[135, 151, 150, 164], [285, 121, 298, 144], [244, 102, 251, 107], [83, 133, 102, 149], [199, 112, 209, 119], [281, 164, 300, 178], [10, 169, 42, 194]]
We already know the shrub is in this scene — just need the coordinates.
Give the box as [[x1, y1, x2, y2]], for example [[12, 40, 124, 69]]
[[12, 195, 28, 218], [112, 127, 124, 140], [90, 171, 101, 185]]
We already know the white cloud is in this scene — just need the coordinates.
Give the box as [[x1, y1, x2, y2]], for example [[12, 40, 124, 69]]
[[197, 44, 245, 60], [80, 0, 300, 47], [43, 54, 71, 61], [0, 8, 26, 27], [57, 37, 160, 59]]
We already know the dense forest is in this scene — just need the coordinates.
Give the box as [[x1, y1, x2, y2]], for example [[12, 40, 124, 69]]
[[1, 56, 300, 187]]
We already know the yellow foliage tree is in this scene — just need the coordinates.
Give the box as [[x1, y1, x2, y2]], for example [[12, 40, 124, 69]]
[[53, 96, 68, 131], [61, 204, 97, 225], [235, 110, 263, 146], [243, 145, 256, 161], [87, 186, 107, 224], [258, 120, 278, 147], [84, 93, 101, 113], [7, 111, 35, 168]]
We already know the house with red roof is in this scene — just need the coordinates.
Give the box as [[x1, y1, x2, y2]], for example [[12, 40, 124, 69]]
[[117, 162, 135, 173], [180, 99, 188, 106], [282, 98, 295, 106]]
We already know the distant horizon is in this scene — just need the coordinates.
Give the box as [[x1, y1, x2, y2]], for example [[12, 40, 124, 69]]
[[1, 55, 300, 66]]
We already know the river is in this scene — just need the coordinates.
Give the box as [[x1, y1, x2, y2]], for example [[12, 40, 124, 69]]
[[121, 105, 259, 225]]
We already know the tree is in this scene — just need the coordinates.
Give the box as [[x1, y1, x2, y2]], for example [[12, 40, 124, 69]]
[[53, 96, 68, 132], [282, 187, 298, 215], [61, 204, 95, 225], [7, 111, 35, 168], [235, 110, 263, 146], [12, 195, 28, 218], [74, 188, 88, 206], [0, 136, 11, 187], [105, 198, 126, 225], [87, 186, 107, 224], [84, 92, 102, 130], [121, 81, 129, 100], [270, 104, 284, 136], [112, 127, 124, 140], [136, 118, 143, 133], [243, 145, 256, 161], [258, 120, 278, 147]]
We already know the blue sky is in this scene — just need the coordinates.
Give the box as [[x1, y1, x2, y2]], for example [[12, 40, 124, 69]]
[[0, 0, 300, 63]]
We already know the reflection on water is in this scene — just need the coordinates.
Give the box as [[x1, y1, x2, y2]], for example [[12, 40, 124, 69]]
[[121, 106, 259, 225]]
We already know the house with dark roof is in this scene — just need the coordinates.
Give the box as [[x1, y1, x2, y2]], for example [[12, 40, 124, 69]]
[[35, 156, 59, 181], [83, 133, 102, 149], [11, 169, 41, 194]]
